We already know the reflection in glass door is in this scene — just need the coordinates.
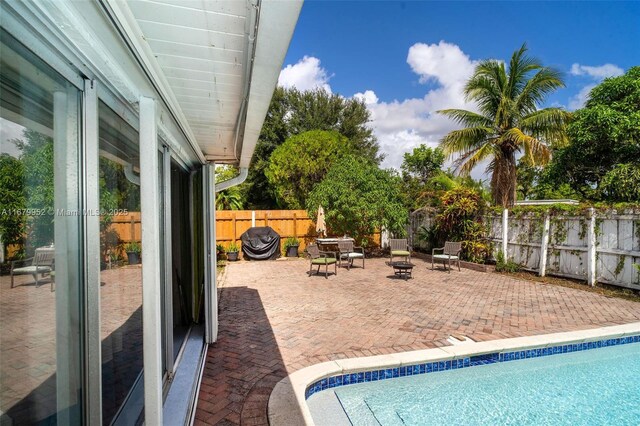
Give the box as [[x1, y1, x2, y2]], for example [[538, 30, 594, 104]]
[[98, 101, 143, 425], [0, 30, 83, 425]]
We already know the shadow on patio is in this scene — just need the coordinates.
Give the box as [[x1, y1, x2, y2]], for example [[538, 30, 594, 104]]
[[195, 285, 300, 426]]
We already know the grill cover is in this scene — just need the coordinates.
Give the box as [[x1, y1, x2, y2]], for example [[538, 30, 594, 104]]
[[240, 226, 280, 260]]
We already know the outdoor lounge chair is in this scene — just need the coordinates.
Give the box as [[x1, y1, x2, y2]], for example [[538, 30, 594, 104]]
[[389, 239, 411, 262], [432, 241, 462, 273], [10, 246, 55, 288], [337, 240, 365, 270], [306, 243, 337, 278]]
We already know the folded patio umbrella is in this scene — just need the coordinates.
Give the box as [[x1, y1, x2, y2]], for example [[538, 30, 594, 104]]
[[316, 205, 326, 237]]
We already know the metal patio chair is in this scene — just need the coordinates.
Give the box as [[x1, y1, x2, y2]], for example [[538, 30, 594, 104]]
[[11, 246, 55, 288], [432, 241, 462, 273], [337, 240, 365, 270], [389, 239, 411, 263], [306, 244, 337, 278]]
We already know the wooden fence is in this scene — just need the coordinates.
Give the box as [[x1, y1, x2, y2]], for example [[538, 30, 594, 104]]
[[216, 210, 317, 252], [109, 212, 142, 243], [216, 210, 382, 256], [3, 210, 380, 260]]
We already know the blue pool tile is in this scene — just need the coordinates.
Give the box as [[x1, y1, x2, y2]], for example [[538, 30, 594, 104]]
[[413, 365, 420, 375], [371, 370, 378, 381], [392, 368, 399, 378], [399, 366, 406, 377], [364, 372, 371, 382], [384, 369, 393, 379], [343, 374, 350, 385], [357, 373, 364, 383]]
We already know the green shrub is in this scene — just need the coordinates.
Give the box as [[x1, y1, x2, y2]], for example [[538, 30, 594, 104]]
[[433, 187, 489, 263], [227, 242, 239, 253], [495, 250, 520, 273]]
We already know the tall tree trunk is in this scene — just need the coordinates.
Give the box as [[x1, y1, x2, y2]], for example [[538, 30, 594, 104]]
[[491, 148, 517, 208]]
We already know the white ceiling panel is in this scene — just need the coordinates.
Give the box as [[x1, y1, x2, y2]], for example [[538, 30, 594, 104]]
[[136, 20, 246, 51], [123, 0, 302, 163], [141, 0, 249, 17], [128, 1, 246, 34]]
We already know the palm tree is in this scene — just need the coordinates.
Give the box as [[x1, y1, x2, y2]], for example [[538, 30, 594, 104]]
[[215, 188, 243, 210], [438, 44, 569, 207]]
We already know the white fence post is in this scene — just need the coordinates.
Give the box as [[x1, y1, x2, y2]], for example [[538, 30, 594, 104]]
[[539, 213, 551, 276], [587, 207, 597, 286], [251, 210, 256, 227], [502, 209, 509, 260]]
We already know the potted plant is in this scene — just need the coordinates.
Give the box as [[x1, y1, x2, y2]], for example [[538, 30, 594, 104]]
[[226, 241, 240, 261], [283, 237, 300, 257], [124, 241, 141, 265], [216, 243, 226, 260]]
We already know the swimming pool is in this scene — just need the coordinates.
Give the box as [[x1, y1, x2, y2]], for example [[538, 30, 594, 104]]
[[307, 337, 640, 425]]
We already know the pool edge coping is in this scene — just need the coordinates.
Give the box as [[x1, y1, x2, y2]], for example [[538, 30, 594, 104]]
[[267, 322, 640, 426]]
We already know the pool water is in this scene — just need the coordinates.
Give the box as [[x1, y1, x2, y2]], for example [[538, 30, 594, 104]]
[[332, 342, 640, 425]]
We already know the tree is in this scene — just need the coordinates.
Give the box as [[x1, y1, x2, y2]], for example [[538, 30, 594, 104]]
[[306, 155, 407, 245], [599, 164, 640, 202], [215, 166, 245, 210], [545, 67, 640, 200], [265, 130, 351, 209], [0, 154, 25, 259], [13, 130, 55, 251], [243, 87, 380, 208], [401, 145, 445, 183], [438, 44, 568, 207]]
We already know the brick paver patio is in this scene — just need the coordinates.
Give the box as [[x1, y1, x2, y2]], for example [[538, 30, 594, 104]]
[[195, 257, 640, 425]]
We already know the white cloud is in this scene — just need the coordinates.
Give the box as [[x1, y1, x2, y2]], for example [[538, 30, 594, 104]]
[[567, 63, 623, 110], [355, 41, 485, 178], [568, 84, 596, 110], [280, 43, 489, 179], [353, 90, 378, 105], [278, 56, 332, 93], [570, 63, 624, 79]]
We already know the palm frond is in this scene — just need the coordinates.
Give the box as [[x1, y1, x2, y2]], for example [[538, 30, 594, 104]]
[[520, 108, 570, 147], [437, 109, 493, 127], [440, 127, 494, 157], [502, 128, 551, 165], [456, 139, 499, 176], [515, 68, 565, 114]]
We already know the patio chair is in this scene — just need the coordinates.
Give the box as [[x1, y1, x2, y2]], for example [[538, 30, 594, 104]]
[[389, 239, 411, 263], [337, 240, 365, 270], [306, 243, 337, 278], [432, 241, 462, 273], [10, 246, 55, 288]]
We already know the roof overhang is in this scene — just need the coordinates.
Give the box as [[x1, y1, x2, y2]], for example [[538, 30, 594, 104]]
[[107, 0, 302, 166]]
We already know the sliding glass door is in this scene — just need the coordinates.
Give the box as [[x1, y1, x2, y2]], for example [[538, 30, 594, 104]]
[[0, 29, 83, 425]]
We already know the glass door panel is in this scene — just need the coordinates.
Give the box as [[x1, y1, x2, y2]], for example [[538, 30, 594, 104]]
[[98, 101, 143, 425], [0, 30, 83, 425]]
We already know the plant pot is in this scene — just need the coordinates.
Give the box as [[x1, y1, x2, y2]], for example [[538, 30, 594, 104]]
[[285, 245, 299, 257], [127, 251, 140, 265], [227, 251, 239, 261]]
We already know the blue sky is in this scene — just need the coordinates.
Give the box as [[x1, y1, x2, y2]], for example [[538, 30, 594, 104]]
[[277, 1, 640, 173]]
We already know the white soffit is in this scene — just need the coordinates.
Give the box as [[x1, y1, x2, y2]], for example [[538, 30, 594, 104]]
[[125, 0, 302, 165]]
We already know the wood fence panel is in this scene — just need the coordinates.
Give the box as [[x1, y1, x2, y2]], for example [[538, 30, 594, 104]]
[[108, 212, 142, 243], [100, 209, 381, 259]]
